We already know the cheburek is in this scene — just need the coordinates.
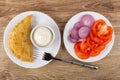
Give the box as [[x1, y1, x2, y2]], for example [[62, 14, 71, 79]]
[[8, 15, 34, 62]]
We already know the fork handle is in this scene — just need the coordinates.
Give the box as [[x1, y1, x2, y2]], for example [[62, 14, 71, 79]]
[[52, 57, 99, 70]]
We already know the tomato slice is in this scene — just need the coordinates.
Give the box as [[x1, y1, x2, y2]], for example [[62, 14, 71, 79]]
[[90, 30, 94, 40], [74, 42, 90, 59], [86, 37, 92, 47], [86, 37, 95, 49], [74, 42, 81, 53], [92, 19, 113, 40], [86, 37, 99, 50], [90, 31, 104, 45], [102, 35, 112, 45], [80, 40, 87, 53], [90, 20, 113, 45], [98, 26, 113, 40], [80, 40, 92, 53], [92, 36, 103, 44], [92, 19, 106, 35], [90, 45, 105, 57]]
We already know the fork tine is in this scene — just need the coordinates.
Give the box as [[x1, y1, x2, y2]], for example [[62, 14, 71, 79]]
[[33, 49, 45, 59]]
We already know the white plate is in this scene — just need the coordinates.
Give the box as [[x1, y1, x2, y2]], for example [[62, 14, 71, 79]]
[[63, 11, 115, 62], [4, 11, 61, 68]]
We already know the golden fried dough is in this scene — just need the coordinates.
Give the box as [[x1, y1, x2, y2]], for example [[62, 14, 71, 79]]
[[8, 15, 34, 62]]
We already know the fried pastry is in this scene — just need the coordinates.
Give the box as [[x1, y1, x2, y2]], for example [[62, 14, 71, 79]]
[[8, 15, 34, 62]]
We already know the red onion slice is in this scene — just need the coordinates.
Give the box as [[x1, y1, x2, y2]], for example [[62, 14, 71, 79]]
[[70, 28, 79, 39], [80, 14, 95, 28], [78, 26, 90, 39], [68, 28, 79, 43], [73, 21, 81, 30], [68, 34, 78, 43]]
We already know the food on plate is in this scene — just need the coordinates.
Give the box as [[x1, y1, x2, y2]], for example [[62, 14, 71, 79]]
[[8, 15, 34, 62], [90, 19, 113, 45], [73, 22, 81, 30], [78, 26, 90, 39], [80, 14, 95, 28], [68, 14, 95, 43], [74, 42, 90, 59], [68, 28, 79, 43], [74, 19, 113, 59], [33, 26, 53, 47]]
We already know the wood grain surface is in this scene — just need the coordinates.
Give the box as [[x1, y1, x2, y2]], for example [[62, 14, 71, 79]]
[[0, 0, 120, 80]]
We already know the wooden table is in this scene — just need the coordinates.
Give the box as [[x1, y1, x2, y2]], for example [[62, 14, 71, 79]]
[[0, 0, 120, 80]]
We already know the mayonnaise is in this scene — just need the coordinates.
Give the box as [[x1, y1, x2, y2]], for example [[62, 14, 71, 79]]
[[33, 26, 53, 47]]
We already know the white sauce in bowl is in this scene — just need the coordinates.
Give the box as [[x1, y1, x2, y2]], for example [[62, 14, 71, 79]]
[[33, 26, 53, 47]]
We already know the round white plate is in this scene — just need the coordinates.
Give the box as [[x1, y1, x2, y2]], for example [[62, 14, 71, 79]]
[[4, 11, 61, 68], [63, 11, 115, 62]]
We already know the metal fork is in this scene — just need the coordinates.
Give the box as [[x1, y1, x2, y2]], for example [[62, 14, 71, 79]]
[[34, 50, 99, 70]]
